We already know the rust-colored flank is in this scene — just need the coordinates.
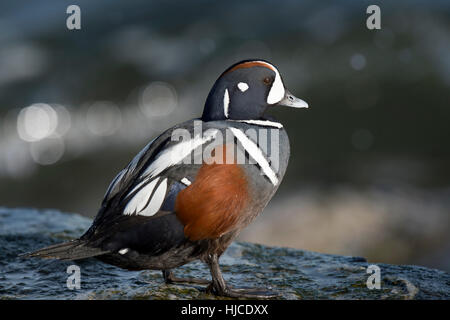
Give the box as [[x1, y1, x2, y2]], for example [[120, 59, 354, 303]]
[[175, 144, 249, 241]]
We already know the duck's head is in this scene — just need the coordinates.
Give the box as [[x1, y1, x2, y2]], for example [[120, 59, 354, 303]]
[[202, 59, 308, 121]]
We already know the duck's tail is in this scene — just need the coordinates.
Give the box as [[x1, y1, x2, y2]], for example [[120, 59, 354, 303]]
[[20, 239, 109, 261]]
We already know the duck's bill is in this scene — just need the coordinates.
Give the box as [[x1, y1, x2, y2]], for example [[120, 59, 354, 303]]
[[276, 89, 309, 108]]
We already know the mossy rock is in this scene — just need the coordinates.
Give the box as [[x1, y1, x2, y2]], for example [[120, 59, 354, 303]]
[[1, 208, 449, 299]]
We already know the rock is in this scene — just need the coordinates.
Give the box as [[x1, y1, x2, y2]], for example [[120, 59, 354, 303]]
[[0, 207, 449, 300]]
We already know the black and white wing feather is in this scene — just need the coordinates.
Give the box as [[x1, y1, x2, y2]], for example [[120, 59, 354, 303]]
[[82, 120, 219, 240]]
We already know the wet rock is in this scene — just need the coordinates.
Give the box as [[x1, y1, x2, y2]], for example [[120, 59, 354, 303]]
[[0, 207, 449, 299]]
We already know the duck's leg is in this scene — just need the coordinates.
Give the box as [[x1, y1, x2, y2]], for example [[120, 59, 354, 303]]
[[162, 269, 210, 285], [205, 253, 279, 299]]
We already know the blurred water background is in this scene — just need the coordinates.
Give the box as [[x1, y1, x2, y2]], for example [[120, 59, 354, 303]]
[[0, 0, 449, 271]]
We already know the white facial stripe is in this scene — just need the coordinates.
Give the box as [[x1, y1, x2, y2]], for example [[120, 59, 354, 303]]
[[249, 60, 285, 104], [181, 177, 192, 186], [237, 82, 249, 92], [118, 248, 129, 255], [231, 119, 283, 128], [143, 130, 218, 178], [223, 88, 230, 118], [267, 70, 285, 104], [229, 127, 279, 186], [138, 178, 168, 216], [123, 178, 160, 215]]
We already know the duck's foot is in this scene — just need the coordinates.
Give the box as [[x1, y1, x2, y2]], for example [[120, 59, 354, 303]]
[[162, 269, 210, 285], [205, 253, 279, 299]]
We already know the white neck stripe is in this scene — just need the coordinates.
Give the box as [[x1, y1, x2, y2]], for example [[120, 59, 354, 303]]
[[230, 119, 283, 128], [229, 127, 279, 186]]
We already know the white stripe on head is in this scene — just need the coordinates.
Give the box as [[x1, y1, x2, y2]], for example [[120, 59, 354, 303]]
[[245, 60, 285, 104], [265, 65, 285, 104], [237, 82, 249, 92], [118, 248, 129, 255], [229, 127, 279, 186], [223, 88, 230, 118]]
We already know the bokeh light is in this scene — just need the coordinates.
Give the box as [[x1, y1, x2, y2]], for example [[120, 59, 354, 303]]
[[29, 136, 65, 166], [350, 53, 367, 71], [86, 101, 122, 136], [17, 103, 58, 142], [53, 104, 72, 136]]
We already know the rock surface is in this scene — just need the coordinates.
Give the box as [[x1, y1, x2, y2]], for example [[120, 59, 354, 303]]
[[0, 207, 449, 300]]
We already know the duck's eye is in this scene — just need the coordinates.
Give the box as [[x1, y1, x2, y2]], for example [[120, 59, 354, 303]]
[[263, 77, 272, 85]]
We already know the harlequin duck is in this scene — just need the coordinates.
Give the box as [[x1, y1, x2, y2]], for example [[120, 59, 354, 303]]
[[23, 59, 308, 298]]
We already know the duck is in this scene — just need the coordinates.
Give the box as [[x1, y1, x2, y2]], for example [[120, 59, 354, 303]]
[[23, 59, 308, 298]]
